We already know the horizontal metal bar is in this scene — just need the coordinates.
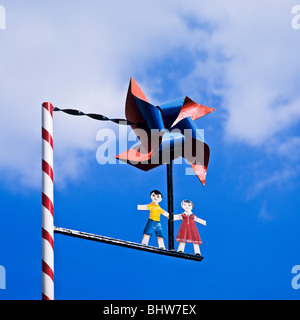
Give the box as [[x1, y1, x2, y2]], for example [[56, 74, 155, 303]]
[[54, 227, 203, 262]]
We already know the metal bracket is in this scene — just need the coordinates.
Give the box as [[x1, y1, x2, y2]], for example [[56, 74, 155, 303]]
[[54, 227, 203, 262]]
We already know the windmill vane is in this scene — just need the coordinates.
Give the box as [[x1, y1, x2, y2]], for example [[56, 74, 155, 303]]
[[41, 77, 215, 300]]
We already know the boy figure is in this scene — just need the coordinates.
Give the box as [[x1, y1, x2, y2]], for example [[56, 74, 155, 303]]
[[138, 190, 169, 249]]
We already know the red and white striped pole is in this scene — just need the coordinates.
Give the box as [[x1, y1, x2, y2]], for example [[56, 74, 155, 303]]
[[42, 102, 54, 300]]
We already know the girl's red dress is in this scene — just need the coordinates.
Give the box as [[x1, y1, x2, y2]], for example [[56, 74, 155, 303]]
[[175, 213, 202, 244]]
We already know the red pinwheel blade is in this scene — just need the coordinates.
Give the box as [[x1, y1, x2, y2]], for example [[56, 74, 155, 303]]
[[184, 141, 210, 187], [125, 77, 149, 130], [188, 162, 208, 187], [116, 145, 163, 172], [172, 97, 215, 127], [116, 144, 153, 163]]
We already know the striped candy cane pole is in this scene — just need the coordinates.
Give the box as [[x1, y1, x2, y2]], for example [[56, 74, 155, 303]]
[[42, 102, 54, 300]]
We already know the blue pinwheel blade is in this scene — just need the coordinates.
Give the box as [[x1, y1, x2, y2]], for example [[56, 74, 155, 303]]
[[134, 96, 165, 132], [158, 97, 185, 129], [172, 117, 205, 142], [158, 131, 185, 159]]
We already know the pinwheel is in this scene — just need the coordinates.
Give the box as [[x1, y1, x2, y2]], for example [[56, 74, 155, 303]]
[[116, 78, 215, 186]]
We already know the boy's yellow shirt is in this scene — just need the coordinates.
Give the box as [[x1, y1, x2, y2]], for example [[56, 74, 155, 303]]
[[147, 202, 165, 222]]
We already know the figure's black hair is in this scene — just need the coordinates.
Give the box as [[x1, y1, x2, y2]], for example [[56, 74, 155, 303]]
[[181, 199, 194, 208], [150, 190, 163, 198]]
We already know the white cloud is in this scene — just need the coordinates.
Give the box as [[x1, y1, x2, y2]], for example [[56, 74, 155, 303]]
[[247, 166, 299, 199], [177, 0, 300, 146], [275, 137, 300, 160], [259, 201, 273, 221], [1, 0, 300, 189], [0, 1, 195, 189]]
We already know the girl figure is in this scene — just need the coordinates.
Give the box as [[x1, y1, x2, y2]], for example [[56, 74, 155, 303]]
[[174, 200, 206, 255]]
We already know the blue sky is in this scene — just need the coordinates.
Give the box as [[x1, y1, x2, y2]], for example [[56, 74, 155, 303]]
[[1, 0, 300, 300]]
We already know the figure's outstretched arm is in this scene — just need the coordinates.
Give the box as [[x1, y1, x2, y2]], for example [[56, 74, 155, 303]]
[[162, 211, 169, 219], [137, 205, 149, 210], [194, 216, 206, 226], [173, 214, 182, 221]]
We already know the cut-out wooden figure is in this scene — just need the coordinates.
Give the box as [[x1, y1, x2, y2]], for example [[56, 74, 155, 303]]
[[174, 200, 206, 255], [137, 190, 169, 249]]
